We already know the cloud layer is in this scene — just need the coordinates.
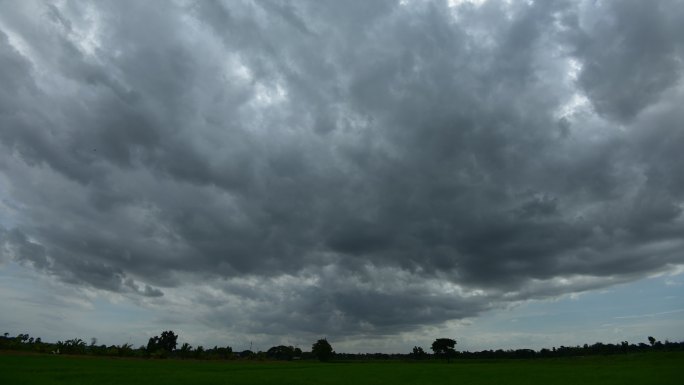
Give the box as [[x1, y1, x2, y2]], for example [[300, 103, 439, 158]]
[[1, 0, 684, 340]]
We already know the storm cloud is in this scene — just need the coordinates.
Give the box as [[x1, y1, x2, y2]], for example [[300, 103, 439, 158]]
[[1, 0, 683, 340]]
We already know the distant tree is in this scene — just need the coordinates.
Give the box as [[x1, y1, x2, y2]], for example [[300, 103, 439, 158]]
[[195, 345, 205, 359], [118, 343, 134, 357], [147, 330, 178, 357], [159, 331, 178, 352], [211, 345, 233, 360], [267, 345, 296, 360], [58, 338, 86, 355], [147, 331, 178, 353], [179, 342, 193, 359], [312, 339, 334, 362], [431, 338, 457, 360], [146, 337, 159, 353], [411, 346, 426, 359], [648, 336, 656, 346], [620, 341, 629, 353], [221, 345, 234, 359]]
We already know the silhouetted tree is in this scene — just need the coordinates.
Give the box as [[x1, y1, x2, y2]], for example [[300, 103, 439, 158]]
[[411, 346, 426, 359], [431, 338, 457, 360], [210, 345, 233, 360], [118, 343, 134, 357], [159, 330, 178, 352], [312, 339, 334, 362], [2, 327, 684, 360], [267, 345, 296, 360], [146, 337, 159, 352], [58, 338, 86, 355], [147, 330, 178, 357], [179, 342, 193, 359]]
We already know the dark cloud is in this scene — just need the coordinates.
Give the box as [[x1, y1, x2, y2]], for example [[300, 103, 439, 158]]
[[1, 0, 683, 338], [572, 0, 684, 122]]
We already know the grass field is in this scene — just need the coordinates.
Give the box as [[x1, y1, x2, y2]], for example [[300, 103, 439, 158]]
[[0, 352, 682, 385]]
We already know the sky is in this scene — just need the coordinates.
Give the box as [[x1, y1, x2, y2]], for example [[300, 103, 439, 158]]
[[0, 0, 683, 353]]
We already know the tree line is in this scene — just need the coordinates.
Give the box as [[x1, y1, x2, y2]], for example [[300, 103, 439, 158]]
[[1, 331, 682, 361], [0, 331, 334, 361]]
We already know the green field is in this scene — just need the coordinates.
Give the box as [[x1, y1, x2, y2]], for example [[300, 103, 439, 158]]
[[0, 352, 682, 385]]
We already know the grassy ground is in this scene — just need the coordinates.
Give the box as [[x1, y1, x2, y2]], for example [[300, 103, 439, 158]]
[[0, 351, 682, 385]]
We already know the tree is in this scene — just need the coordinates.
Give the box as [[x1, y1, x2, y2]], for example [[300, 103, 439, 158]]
[[117, 343, 134, 357], [311, 339, 334, 362], [267, 345, 296, 360], [648, 336, 656, 346], [147, 330, 178, 356], [431, 338, 457, 360], [58, 338, 86, 355], [411, 346, 426, 359], [179, 342, 193, 359], [159, 330, 178, 352], [213, 345, 233, 360], [146, 336, 160, 353]]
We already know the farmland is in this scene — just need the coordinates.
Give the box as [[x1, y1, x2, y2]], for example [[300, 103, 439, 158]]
[[0, 351, 681, 385]]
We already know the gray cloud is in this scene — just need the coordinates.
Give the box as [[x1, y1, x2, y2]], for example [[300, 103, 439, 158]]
[[572, 0, 684, 122], [1, 0, 683, 339]]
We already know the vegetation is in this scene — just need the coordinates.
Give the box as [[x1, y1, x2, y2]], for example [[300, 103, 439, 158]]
[[2, 330, 684, 384], [411, 346, 427, 359], [0, 351, 682, 385], [146, 331, 178, 358], [266, 345, 302, 361], [431, 338, 457, 360], [2, 331, 684, 362], [311, 338, 334, 362]]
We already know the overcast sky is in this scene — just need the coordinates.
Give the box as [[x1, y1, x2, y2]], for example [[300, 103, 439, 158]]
[[1, 0, 683, 353]]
